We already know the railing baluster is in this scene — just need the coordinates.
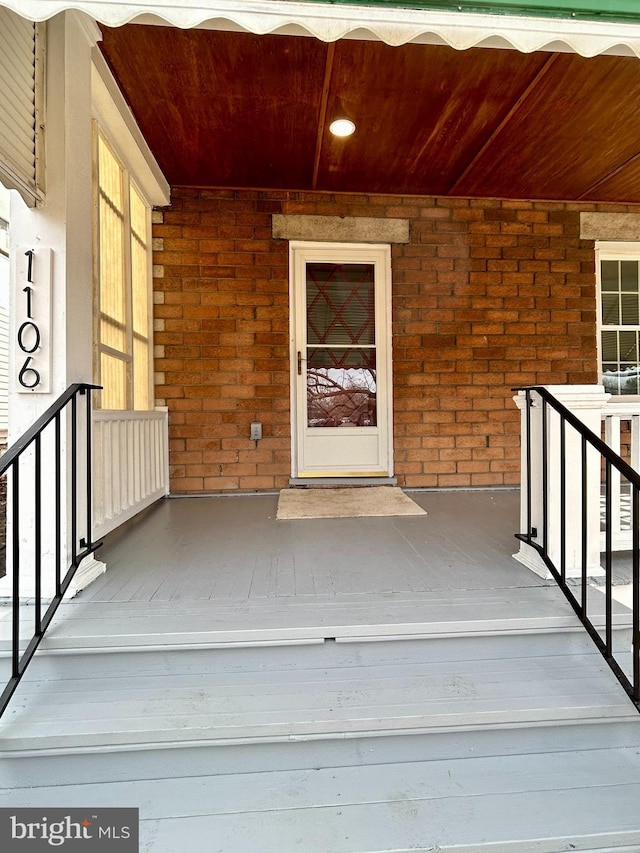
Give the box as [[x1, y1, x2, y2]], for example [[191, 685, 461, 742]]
[[34, 433, 42, 636], [55, 412, 61, 597], [11, 462, 19, 679], [581, 434, 587, 617], [604, 413, 622, 540]]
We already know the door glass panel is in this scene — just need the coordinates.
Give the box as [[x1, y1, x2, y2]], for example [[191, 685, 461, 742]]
[[306, 262, 377, 428], [306, 263, 375, 345], [307, 348, 376, 428]]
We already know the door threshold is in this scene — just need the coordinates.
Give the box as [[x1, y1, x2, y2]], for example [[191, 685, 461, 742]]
[[289, 477, 398, 487]]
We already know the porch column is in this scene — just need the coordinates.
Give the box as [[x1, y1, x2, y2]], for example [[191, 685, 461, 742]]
[[0, 12, 105, 600], [513, 384, 607, 580]]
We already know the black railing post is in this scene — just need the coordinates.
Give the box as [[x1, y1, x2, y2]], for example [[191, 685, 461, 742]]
[[11, 462, 19, 680], [541, 396, 548, 555], [83, 387, 93, 551], [581, 434, 588, 617], [71, 392, 77, 568], [525, 389, 532, 540], [55, 412, 61, 597], [34, 434, 42, 637], [560, 416, 566, 584], [634, 484, 639, 702], [605, 460, 612, 656]]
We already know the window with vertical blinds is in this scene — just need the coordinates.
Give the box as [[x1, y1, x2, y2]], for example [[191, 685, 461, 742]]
[[598, 247, 640, 396], [0, 8, 41, 205], [95, 131, 152, 410]]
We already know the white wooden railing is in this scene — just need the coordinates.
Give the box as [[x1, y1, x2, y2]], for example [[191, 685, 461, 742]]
[[514, 386, 640, 576], [92, 408, 169, 539], [602, 398, 640, 551]]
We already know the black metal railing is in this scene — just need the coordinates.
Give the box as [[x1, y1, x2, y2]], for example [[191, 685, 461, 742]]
[[0, 383, 101, 718], [515, 385, 640, 710]]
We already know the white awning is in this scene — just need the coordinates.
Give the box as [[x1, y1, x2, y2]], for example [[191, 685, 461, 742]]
[[3, 0, 640, 58]]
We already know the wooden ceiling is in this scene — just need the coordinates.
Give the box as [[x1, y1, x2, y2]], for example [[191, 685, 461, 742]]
[[99, 25, 640, 202]]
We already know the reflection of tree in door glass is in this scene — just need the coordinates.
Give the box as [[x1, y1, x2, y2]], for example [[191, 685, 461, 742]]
[[307, 350, 377, 428]]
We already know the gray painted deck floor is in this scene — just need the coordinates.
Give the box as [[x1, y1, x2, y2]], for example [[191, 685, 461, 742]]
[[1, 488, 627, 654], [81, 488, 543, 603]]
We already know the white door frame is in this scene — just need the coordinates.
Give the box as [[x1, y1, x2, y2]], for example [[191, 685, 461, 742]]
[[289, 240, 393, 479]]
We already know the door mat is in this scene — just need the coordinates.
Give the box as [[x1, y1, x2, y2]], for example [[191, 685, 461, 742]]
[[276, 487, 427, 520]]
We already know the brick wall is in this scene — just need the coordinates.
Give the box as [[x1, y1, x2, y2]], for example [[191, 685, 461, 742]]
[[152, 188, 627, 493]]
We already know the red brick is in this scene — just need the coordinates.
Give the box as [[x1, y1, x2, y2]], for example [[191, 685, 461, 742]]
[[154, 187, 615, 492]]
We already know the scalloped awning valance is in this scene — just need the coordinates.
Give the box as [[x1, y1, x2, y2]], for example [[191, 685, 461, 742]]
[[3, 0, 640, 58]]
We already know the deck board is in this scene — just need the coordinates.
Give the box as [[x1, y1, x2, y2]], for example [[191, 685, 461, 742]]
[[4, 755, 640, 852], [5, 748, 640, 816]]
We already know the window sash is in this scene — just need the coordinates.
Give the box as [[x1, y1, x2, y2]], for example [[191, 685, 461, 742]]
[[95, 128, 152, 411]]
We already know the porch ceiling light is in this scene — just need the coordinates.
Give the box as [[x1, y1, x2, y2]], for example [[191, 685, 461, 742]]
[[329, 118, 356, 137]]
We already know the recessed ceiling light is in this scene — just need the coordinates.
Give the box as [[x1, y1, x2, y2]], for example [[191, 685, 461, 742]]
[[329, 118, 356, 137]]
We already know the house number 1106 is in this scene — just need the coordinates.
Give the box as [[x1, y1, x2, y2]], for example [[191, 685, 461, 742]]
[[18, 250, 41, 389]]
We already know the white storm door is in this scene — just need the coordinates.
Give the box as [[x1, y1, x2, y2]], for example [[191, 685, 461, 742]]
[[291, 242, 392, 478]]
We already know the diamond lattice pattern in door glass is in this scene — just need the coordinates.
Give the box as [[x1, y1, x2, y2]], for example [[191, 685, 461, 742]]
[[306, 263, 377, 428]]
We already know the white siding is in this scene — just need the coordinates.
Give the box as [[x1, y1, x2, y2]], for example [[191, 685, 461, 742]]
[[0, 8, 39, 205]]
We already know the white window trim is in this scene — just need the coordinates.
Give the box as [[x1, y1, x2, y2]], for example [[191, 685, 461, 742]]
[[596, 241, 640, 399], [91, 45, 169, 208]]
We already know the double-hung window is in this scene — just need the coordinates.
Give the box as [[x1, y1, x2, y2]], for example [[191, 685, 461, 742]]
[[598, 242, 640, 396], [94, 129, 152, 410]]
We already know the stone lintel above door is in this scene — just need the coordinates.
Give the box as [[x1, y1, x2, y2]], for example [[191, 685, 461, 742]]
[[272, 214, 410, 244]]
